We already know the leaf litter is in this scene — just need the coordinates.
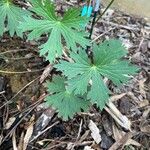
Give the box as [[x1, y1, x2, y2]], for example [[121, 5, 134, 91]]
[[0, 0, 150, 149]]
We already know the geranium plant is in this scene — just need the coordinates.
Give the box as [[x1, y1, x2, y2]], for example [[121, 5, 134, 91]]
[[0, 0, 139, 120]]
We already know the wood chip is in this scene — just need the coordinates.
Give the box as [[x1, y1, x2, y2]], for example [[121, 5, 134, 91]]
[[88, 120, 101, 144]]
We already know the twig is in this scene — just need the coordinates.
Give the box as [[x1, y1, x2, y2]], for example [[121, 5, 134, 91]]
[[2, 56, 34, 60], [137, 37, 144, 51], [76, 119, 83, 141], [1, 98, 43, 145], [0, 68, 44, 74], [95, 0, 115, 23], [29, 121, 59, 143], [70, 119, 83, 150], [91, 27, 116, 43], [12, 130, 18, 150], [0, 49, 28, 55], [1, 94, 9, 127], [65, 1, 74, 6]]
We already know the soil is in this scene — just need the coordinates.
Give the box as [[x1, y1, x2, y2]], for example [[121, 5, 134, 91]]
[[0, 0, 150, 150]]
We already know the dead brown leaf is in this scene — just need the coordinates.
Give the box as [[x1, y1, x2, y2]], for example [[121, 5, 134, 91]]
[[18, 132, 25, 150], [12, 130, 18, 150], [23, 121, 34, 150], [5, 117, 16, 130]]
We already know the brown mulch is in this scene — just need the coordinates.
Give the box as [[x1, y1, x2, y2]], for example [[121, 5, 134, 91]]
[[0, 1, 150, 150]]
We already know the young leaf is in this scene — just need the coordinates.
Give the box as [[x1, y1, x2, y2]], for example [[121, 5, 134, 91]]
[[19, 0, 90, 62], [45, 75, 90, 120], [0, 0, 28, 37], [55, 39, 139, 109]]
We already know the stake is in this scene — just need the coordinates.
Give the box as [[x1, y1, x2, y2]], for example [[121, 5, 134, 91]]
[[89, 0, 100, 38]]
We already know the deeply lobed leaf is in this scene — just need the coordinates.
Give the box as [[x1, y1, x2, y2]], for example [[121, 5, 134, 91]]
[[19, 0, 90, 62], [55, 39, 139, 109], [0, 0, 29, 37], [45, 76, 90, 120]]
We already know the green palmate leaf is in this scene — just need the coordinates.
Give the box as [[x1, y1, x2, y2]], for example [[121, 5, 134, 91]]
[[0, 0, 28, 37], [45, 75, 90, 120], [19, 0, 90, 62], [55, 39, 139, 109]]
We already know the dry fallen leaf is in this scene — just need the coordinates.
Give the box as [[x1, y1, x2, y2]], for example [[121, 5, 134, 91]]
[[5, 117, 16, 129], [23, 121, 34, 150], [12, 130, 18, 150], [18, 132, 25, 150], [88, 120, 101, 144], [84, 146, 95, 150]]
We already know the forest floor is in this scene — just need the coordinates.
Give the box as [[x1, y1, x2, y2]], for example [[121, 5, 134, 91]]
[[0, 1, 150, 150]]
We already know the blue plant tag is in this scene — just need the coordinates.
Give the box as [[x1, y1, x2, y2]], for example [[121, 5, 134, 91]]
[[81, 6, 88, 17], [81, 5, 93, 28], [87, 6, 93, 17], [81, 5, 93, 17]]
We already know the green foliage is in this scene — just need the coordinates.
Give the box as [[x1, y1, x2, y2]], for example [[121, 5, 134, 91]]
[[55, 40, 139, 109], [0, 0, 28, 37], [19, 0, 90, 62], [0, 0, 139, 120], [45, 75, 90, 120]]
